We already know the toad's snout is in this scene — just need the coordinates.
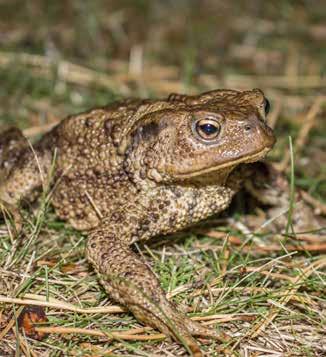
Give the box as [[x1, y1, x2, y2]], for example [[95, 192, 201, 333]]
[[241, 117, 276, 149]]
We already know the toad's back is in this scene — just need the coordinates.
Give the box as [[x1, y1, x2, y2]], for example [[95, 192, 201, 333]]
[[1, 89, 274, 232]]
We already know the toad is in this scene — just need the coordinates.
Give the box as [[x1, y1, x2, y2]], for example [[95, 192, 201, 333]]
[[0, 89, 277, 355]]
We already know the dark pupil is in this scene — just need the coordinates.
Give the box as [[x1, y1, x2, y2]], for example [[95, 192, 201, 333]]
[[199, 123, 217, 135], [264, 98, 271, 115]]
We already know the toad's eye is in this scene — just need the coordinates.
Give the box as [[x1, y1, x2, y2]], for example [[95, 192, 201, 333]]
[[195, 119, 220, 140], [264, 98, 271, 115]]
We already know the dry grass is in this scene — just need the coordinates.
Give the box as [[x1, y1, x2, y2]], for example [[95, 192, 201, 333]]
[[0, 1, 325, 356]]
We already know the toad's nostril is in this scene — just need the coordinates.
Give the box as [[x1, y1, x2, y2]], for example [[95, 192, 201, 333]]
[[244, 124, 252, 131]]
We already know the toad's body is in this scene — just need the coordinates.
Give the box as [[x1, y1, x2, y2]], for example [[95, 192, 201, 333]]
[[0, 89, 275, 355]]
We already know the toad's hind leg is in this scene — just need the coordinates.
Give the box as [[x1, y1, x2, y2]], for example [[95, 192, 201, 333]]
[[0, 128, 29, 231], [0, 128, 29, 180], [87, 227, 228, 357], [0, 128, 53, 232]]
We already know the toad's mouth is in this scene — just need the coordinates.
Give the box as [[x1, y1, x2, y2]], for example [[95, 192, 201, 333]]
[[174, 147, 272, 179]]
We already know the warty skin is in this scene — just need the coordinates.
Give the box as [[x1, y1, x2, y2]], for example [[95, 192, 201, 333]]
[[0, 88, 275, 356]]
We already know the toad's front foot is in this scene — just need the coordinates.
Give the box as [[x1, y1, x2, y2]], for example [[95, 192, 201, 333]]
[[87, 229, 227, 356]]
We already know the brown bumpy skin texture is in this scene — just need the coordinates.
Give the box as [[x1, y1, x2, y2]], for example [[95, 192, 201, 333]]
[[0, 89, 276, 355]]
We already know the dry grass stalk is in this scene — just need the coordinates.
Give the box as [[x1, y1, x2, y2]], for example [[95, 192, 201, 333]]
[[0, 295, 125, 314], [246, 257, 326, 340], [34, 326, 165, 342]]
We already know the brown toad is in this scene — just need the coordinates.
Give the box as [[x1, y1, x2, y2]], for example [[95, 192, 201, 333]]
[[0, 89, 275, 356]]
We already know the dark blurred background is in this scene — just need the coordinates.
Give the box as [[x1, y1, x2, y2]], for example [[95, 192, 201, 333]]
[[1, 1, 326, 73]]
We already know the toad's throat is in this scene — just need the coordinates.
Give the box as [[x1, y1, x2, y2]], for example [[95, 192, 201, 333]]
[[174, 147, 272, 179]]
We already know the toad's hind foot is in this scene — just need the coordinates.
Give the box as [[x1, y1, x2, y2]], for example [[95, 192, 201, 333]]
[[87, 229, 227, 356]]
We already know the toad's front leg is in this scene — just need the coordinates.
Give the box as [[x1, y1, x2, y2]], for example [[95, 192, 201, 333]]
[[86, 222, 226, 356], [243, 162, 320, 232]]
